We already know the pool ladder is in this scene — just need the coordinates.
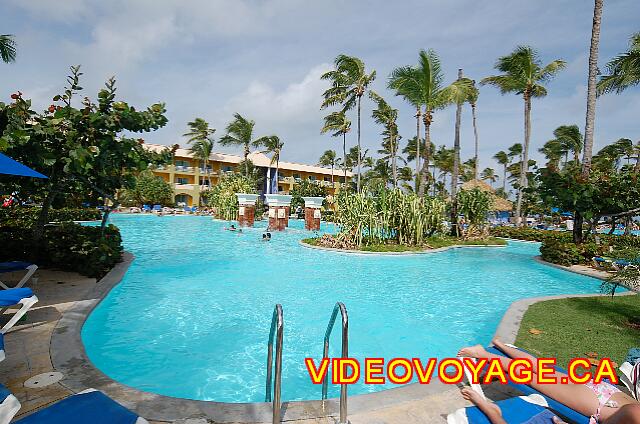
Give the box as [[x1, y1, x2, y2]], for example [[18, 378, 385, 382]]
[[265, 302, 349, 424]]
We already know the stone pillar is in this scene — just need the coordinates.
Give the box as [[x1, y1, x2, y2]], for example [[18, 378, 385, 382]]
[[264, 194, 292, 231], [236, 193, 259, 227], [302, 197, 324, 231]]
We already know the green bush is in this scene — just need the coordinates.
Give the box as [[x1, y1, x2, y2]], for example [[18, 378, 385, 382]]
[[0, 207, 101, 227], [540, 239, 582, 266], [0, 223, 122, 278]]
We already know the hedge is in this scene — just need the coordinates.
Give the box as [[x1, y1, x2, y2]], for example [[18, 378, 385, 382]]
[[0, 207, 101, 227]]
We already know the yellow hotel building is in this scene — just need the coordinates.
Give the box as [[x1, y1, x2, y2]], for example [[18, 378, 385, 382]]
[[146, 144, 353, 206]]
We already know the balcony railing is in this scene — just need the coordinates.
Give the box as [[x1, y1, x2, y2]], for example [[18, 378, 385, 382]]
[[174, 183, 195, 190], [175, 165, 195, 172]]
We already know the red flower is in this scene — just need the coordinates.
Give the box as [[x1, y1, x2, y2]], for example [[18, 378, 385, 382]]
[[48, 105, 56, 113]]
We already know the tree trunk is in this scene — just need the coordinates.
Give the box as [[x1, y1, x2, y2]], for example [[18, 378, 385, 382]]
[[342, 132, 347, 183], [415, 109, 421, 191], [33, 175, 60, 242], [624, 216, 631, 235], [356, 95, 362, 192], [275, 159, 279, 194], [391, 135, 397, 188], [418, 114, 432, 197], [330, 164, 334, 184], [608, 217, 616, 234], [502, 165, 507, 193], [573, 210, 584, 244], [450, 69, 464, 237], [471, 102, 479, 180], [516, 93, 532, 226], [244, 143, 250, 175], [581, 0, 604, 178]]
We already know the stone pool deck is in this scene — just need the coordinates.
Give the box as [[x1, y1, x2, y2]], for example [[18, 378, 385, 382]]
[[0, 256, 620, 423]]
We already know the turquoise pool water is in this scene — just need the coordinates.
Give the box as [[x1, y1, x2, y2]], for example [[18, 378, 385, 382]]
[[82, 214, 603, 402]]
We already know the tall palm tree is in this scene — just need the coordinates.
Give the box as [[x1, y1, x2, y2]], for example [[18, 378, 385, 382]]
[[493, 151, 509, 193], [318, 150, 338, 183], [219, 113, 266, 176], [321, 55, 376, 192], [481, 46, 566, 224], [550, 125, 583, 165], [481, 167, 498, 186], [388, 65, 424, 189], [539, 139, 564, 171], [597, 31, 640, 95], [581, 0, 605, 179], [433, 145, 454, 194], [183, 118, 216, 188], [260, 135, 284, 193], [468, 81, 481, 179], [370, 93, 400, 187], [0, 34, 16, 63], [321, 111, 351, 182]]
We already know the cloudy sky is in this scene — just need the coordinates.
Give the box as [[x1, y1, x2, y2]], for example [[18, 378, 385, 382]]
[[2, 0, 638, 176]]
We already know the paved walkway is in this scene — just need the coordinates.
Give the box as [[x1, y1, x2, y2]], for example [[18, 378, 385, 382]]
[[0, 267, 518, 423]]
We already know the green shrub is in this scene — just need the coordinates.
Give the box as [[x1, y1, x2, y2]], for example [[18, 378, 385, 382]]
[[540, 239, 582, 266], [0, 223, 122, 278], [0, 206, 101, 227]]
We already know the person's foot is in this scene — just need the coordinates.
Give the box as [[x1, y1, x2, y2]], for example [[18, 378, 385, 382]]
[[460, 387, 501, 415], [457, 344, 489, 358], [552, 416, 568, 424]]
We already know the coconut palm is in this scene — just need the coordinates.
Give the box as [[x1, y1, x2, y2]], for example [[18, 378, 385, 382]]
[[260, 135, 284, 193], [597, 32, 640, 95], [493, 151, 509, 193], [321, 111, 351, 182], [219, 113, 266, 176], [183, 118, 216, 188], [481, 46, 566, 225], [433, 145, 454, 194], [549, 125, 583, 165], [370, 93, 400, 187], [539, 139, 564, 171], [581, 0, 604, 179], [318, 150, 338, 183], [388, 65, 424, 189], [0, 34, 16, 63], [321, 55, 376, 192], [481, 167, 498, 186]]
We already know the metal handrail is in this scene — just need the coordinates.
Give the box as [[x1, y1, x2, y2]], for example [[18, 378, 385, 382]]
[[321, 302, 348, 424], [265, 304, 284, 423]]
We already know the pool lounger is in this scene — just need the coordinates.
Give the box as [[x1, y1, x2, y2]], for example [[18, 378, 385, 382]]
[[0, 262, 37, 290], [0, 288, 38, 334], [0, 333, 4, 362], [619, 361, 640, 400], [1, 385, 148, 424], [486, 344, 594, 424]]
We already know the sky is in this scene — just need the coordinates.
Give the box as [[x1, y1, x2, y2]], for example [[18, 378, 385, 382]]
[[1, 0, 639, 180]]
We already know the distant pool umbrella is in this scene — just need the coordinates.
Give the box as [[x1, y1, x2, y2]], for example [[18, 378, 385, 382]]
[[0, 153, 48, 178]]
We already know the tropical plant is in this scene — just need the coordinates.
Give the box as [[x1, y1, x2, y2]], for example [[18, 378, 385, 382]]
[[332, 187, 446, 247], [184, 118, 215, 188], [206, 174, 256, 220], [290, 180, 327, 212], [318, 150, 338, 183], [549, 125, 583, 165], [480, 167, 498, 186], [260, 135, 284, 193], [370, 93, 400, 187], [597, 32, 640, 95], [321, 111, 351, 181], [321, 55, 376, 192], [539, 139, 564, 171], [0, 34, 16, 63], [219, 113, 267, 176], [493, 151, 510, 193], [481, 46, 566, 224], [433, 145, 454, 195], [119, 170, 174, 206], [457, 188, 494, 238]]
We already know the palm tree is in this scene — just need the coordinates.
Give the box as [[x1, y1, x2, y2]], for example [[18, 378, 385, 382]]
[[388, 65, 424, 190], [468, 81, 481, 179], [318, 150, 338, 183], [321, 55, 376, 192], [370, 93, 400, 187], [0, 34, 16, 63], [433, 145, 454, 194], [321, 111, 351, 182], [493, 151, 509, 193], [539, 139, 564, 171], [183, 118, 215, 188], [597, 32, 640, 95], [481, 46, 566, 224], [550, 125, 583, 165], [219, 113, 266, 176], [581, 0, 605, 179], [260, 135, 284, 193], [481, 167, 498, 186]]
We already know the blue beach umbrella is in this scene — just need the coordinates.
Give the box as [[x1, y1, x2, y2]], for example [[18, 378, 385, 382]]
[[0, 153, 48, 178]]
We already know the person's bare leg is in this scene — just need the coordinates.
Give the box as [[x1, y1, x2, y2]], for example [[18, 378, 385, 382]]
[[604, 403, 640, 424], [457, 344, 514, 372], [460, 387, 506, 424]]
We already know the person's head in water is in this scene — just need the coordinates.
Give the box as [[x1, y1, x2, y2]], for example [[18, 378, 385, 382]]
[[262, 234, 267, 240], [266, 232, 272, 240], [230, 224, 236, 230]]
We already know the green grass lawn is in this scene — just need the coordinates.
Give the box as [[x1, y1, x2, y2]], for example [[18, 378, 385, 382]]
[[515, 294, 640, 369], [301, 236, 506, 252]]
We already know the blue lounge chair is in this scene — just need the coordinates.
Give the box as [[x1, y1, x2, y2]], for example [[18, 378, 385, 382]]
[[486, 345, 592, 424], [448, 393, 554, 424], [0, 333, 5, 362], [0, 384, 21, 423], [183, 206, 191, 214], [142, 204, 151, 212], [0, 385, 148, 424], [0, 262, 37, 290], [190, 206, 198, 213], [0, 288, 38, 333], [152, 205, 161, 212]]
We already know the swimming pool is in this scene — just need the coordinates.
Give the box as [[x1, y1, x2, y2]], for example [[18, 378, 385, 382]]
[[82, 214, 602, 403]]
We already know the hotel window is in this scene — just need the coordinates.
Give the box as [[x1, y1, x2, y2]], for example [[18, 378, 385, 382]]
[[176, 177, 189, 185], [308, 175, 316, 181], [175, 194, 189, 204], [339, 176, 345, 183], [223, 166, 233, 172], [324, 177, 330, 182], [293, 173, 301, 180], [199, 178, 210, 186], [175, 160, 189, 167]]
